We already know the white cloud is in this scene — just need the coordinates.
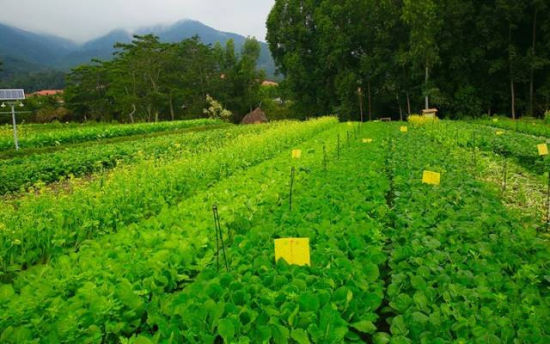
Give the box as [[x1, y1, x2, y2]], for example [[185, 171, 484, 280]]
[[0, 0, 275, 42]]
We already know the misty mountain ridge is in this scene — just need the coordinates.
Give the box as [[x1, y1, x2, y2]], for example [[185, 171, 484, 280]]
[[0, 20, 276, 79]]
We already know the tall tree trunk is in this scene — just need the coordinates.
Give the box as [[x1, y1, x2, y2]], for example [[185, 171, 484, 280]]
[[529, 8, 537, 117], [146, 105, 152, 122], [358, 88, 364, 122], [396, 93, 403, 121], [406, 91, 411, 116], [508, 24, 516, 120], [129, 104, 136, 123], [367, 80, 372, 121], [425, 65, 429, 109], [511, 78, 516, 120], [169, 92, 175, 121]]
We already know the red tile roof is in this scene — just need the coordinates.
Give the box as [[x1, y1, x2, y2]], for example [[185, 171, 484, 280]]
[[29, 90, 64, 97]]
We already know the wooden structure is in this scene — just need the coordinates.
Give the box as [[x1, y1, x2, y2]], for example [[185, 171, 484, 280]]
[[241, 107, 268, 124], [422, 108, 438, 118]]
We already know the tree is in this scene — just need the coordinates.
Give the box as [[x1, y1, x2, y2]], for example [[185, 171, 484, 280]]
[[64, 35, 266, 123], [402, 0, 441, 110], [266, 0, 550, 119]]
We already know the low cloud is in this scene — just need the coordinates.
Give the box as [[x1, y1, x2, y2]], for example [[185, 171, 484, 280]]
[[0, 0, 275, 42]]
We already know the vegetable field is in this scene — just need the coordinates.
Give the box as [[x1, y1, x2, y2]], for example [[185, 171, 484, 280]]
[[0, 118, 549, 343]]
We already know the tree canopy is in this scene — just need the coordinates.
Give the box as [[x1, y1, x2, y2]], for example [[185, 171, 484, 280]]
[[267, 0, 550, 119], [64, 35, 265, 123]]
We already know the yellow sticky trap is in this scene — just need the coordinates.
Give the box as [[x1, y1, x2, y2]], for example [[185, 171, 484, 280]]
[[422, 170, 441, 185], [362, 138, 373, 143], [400, 126, 408, 133], [274, 238, 310, 266], [496, 130, 504, 136], [537, 143, 548, 156], [292, 149, 302, 159]]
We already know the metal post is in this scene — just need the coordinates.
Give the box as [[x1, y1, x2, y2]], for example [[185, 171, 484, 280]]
[[289, 167, 295, 211], [11, 104, 19, 150], [212, 205, 228, 272]]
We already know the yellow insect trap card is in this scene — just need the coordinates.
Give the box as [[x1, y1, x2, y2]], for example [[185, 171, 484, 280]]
[[274, 238, 310, 266], [538, 143, 549, 156], [362, 138, 373, 143], [292, 149, 302, 159], [496, 130, 504, 136], [422, 170, 441, 186], [400, 126, 408, 133]]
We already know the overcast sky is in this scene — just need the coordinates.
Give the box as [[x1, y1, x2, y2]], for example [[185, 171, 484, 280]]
[[0, 0, 276, 43]]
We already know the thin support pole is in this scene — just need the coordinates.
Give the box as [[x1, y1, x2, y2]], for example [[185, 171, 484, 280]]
[[289, 167, 295, 211], [212, 205, 229, 272], [11, 105, 19, 150]]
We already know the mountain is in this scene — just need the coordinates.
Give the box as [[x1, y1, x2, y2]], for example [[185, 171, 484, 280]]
[[59, 29, 133, 67], [0, 20, 277, 80], [0, 23, 77, 69]]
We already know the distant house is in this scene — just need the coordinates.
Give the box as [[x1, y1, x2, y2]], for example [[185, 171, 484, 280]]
[[29, 90, 64, 97], [241, 107, 268, 124], [261, 80, 279, 87]]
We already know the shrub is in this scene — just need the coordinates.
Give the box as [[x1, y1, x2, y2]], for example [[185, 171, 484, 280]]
[[408, 114, 438, 126]]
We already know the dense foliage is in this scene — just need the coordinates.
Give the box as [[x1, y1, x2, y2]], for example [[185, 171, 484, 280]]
[[0, 117, 335, 275], [0, 123, 235, 194], [1, 121, 548, 343], [64, 35, 265, 123], [267, 0, 550, 119]]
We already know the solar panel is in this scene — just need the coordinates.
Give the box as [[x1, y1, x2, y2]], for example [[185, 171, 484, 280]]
[[0, 89, 25, 100]]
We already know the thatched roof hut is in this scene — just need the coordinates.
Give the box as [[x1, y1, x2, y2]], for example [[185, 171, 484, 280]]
[[241, 107, 268, 124]]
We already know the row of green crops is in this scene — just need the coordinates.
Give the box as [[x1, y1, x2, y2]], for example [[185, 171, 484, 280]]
[[140, 125, 391, 343], [0, 119, 221, 150], [0, 118, 337, 275], [0, 122, 362, 343], [420, 121, 549, 175], [384, 126, 550, 342], [0, 124, 255, 194], [1, 121, 548, 343], [474, 117, 550, 138]]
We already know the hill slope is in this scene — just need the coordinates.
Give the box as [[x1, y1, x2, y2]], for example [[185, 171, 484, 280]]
[[0, 20, 276, 79]]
